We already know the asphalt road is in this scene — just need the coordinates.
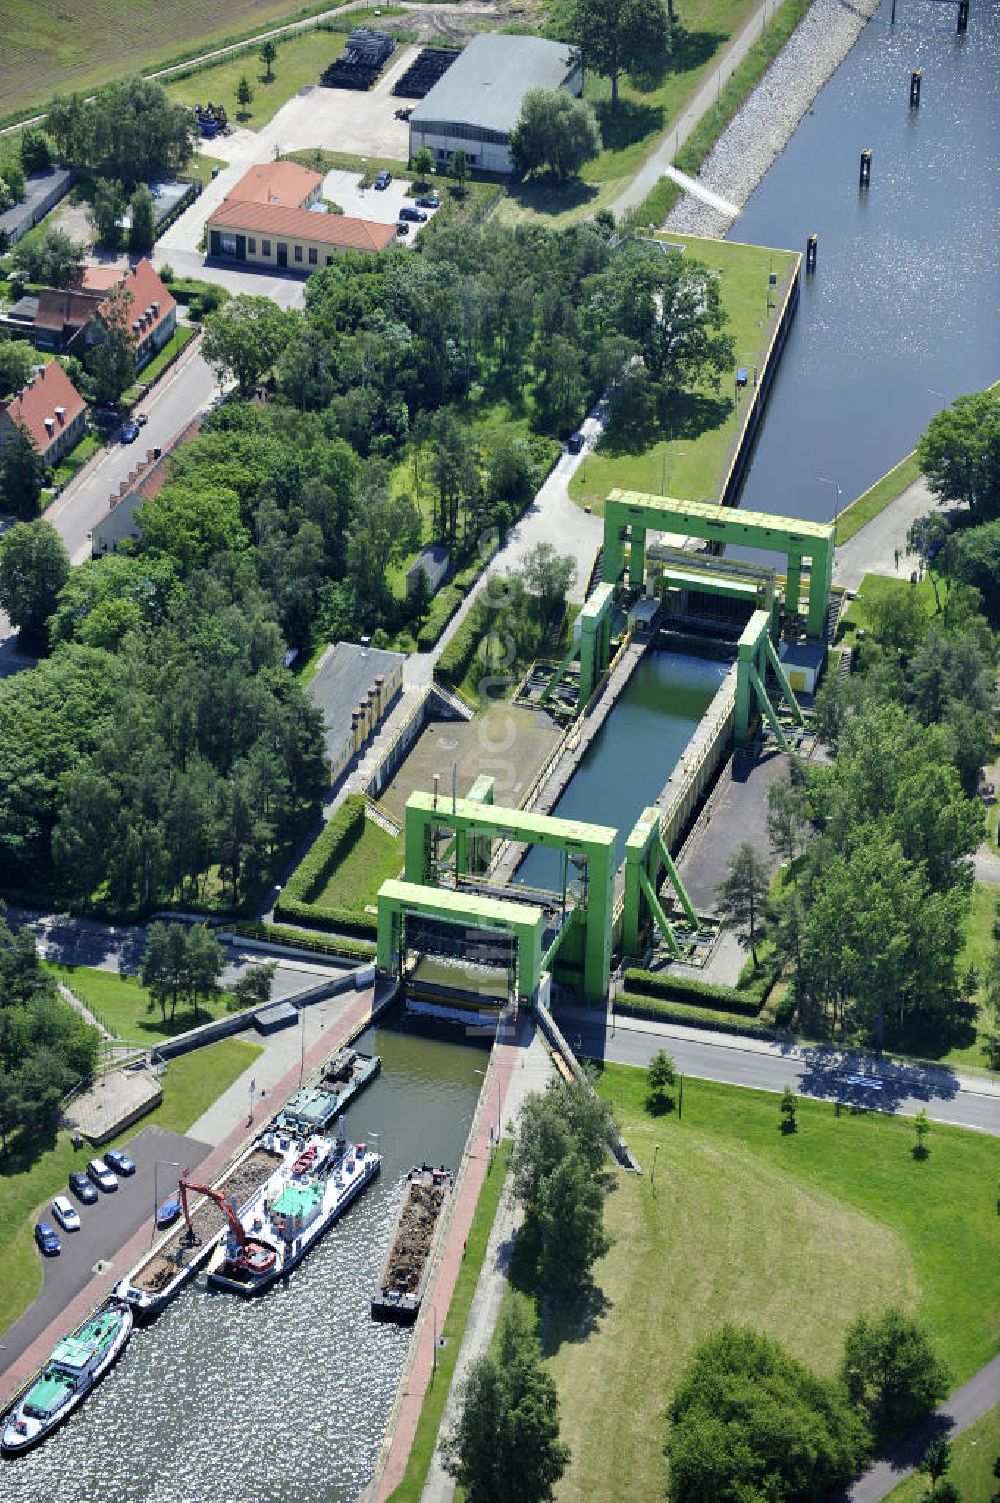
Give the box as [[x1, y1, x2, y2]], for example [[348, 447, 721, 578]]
[[42, 345, 220, 565], [0, 1124, 210, 1380], [557, 1007, 1000, 1137]]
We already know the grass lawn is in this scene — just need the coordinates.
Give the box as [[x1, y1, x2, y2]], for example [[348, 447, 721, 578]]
[[951, 881, 1000, 1074], [836, 451, 922, 545], [0, 0, 345, 123], [569, 235, 797, 514], [282, 147, 409, 186], [0, 1037, 260, 1335], [49, 429, 102, 487], [838, 571, 939, 649], [122, 324, 198, 406], [164, 27, 348, 131], [883, 1402, 1000, 1501], [496, 0, 781, 230], [183, 151, 230, 188], [45, 962, 234, 1043], [313, 820, 403, 915], [510, 1067, 1000, 1503], [385, 1143, 512, 1503]]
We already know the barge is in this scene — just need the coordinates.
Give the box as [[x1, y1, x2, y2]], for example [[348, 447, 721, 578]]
[[115, 1139, 284, 1320], [274, 1048, 380, 1136], [371, 1164, 454, 1325], [1, 1298, 132, 1456], [205, 1120, 380, 1297]]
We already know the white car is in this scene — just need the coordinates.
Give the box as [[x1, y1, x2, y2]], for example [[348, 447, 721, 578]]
[[87, 1158, 118, 1193], [52, 1195, 82, 1232]]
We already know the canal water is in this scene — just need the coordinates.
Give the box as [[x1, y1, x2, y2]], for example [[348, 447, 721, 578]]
[[6, 1005, 487, 1503], [514, 649, 730, 893], [731, 0, 1000, 522]]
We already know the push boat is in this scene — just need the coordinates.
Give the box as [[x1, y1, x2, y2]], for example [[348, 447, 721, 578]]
[[371, 1164, 454, 1325], [206, 1118, 381, 1297], [273, 1049, 380, 1136], [1, 1298, 132, 1455]]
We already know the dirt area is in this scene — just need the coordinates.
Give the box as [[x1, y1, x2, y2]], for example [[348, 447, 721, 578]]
[[131, 1145, 282, 1292], [380, 1175, 450, 1296], [379, 706, 561, 825]]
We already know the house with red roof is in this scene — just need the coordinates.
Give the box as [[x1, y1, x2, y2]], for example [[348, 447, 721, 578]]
[[90, 416, 201, 556], [71, 259, 177, 373], [206, 161, 396, 272], [0, 359, 87, 468]]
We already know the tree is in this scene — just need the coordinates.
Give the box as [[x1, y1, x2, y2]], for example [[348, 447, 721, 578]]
[[646, 1049, 676, 1113], [510, 88, 602, 181], [86, 281, 136, 404], [920, 1437, 953, 1487], [140, 920, 190, 1025], [841, 1308, 950, 1442], [449, 148, 469, 194], [667, 1325, 870, 1503], [443, 1301, 570, 1503], [235, 75, 255, 119], [917, 388, 1000, 522], [533, 333, 587, 435], [716, 843, 769, 965], [0, 520, 70, 640], [780, 1085, 798, 1133], [0, 417, 45, 519], [202, 295, 298, 398], [88, 176, 126, 248], [519, 542, 576, 627], [412, 145, 434, 183], [137, 482, 247, 574], [11, 225, 84, 289], [948, 519, 1000, 627], [129, 183, 156, 255], [766, 765, 809, 867], [0, 339, 35, 399], [408, 563, 432, 623], [512, 1076, 615, 1215], [19, 128, 53, 174], [596, 243, 734, 392], [913, 1106, 931, 1158], [185, 924, 225, 1020], [569, 0, 671, 107], [536, 1150, 611, 1292], [229, 961, 277, 1012], [259, 38, 279, 81], [46, 77, 196, 188]]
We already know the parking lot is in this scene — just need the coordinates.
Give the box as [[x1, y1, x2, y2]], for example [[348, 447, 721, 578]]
[[0, 1125, 211, 1379], [321, 168, 440, 231]]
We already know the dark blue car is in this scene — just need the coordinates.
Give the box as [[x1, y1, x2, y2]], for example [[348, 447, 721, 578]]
[[104, 1148, 136, 1177], [34, 1222, 61, 1256]]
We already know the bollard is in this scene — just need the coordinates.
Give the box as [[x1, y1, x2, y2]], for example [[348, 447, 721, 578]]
[[957, 0, 969, 33], [859, 149, 872, 189], [806, 233, 818, 272], [909, 69, 922, 108]]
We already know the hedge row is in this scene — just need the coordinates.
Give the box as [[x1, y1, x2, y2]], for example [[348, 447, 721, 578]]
[[272, 896, 377, 938], [435, 601, 487, 689], [281, 796, 365, 905], [615, 993, 778, 1038], [231, 920, 376, 960], [623, 967, 765, 1017], [416, 584, 464, 651]]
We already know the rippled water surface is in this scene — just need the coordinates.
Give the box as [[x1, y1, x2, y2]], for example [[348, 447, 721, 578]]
[[7, 1009, 486, 1503], [516, 650, 730, 892], [731, 0, 1000, 520]]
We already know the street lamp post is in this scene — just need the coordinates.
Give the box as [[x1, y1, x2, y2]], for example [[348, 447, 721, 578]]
[[473, 1067, 500, 1148], [153, 1159, 181, 1240], [662, 449, 685, 498]]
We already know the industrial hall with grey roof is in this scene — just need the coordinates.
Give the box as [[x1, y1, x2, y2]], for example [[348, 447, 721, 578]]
[[408, 33, 583, 175]]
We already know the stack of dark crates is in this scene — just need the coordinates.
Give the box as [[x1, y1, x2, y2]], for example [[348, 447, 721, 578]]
[[392, 48, 459, 99], [320, 29, 396, 90]]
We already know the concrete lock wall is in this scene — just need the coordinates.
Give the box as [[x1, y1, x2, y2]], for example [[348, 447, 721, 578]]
[[657, 664, 738, 853]]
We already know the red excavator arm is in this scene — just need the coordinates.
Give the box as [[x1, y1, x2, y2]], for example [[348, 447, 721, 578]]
[[179, 1177, 249, 1249]]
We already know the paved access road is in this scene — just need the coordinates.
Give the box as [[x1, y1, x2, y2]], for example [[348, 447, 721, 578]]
[[0, 1124, 210, 1381], [43, 344, 219, 565], [556, 1006, 1000, 1137]]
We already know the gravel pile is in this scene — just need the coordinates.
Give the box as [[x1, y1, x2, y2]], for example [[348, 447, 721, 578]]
[[664, 0, 883, 238]]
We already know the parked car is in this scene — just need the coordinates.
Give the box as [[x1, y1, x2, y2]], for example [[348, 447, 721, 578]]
[[52, 1196, 82, 1232], [69, 1170, 99, 1205], [121, 420, 141, 444], [415, 194, 440, 209], [34, 1222, 61, 1256], [374, 170, 392, 190], [398, 206, 428, 223], [104, 1148, 136, 1177], [395, 222, 410, 236], [567, 431, 586, 454], [93, 405, 120, 428], [87, 1158, 118, 1193]]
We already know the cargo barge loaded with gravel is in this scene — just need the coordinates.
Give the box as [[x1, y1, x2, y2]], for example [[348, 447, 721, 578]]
[[371, 1164, 454, 1325]]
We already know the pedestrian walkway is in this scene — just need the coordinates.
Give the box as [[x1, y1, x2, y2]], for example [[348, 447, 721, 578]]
[[833, 474, 938, 592], [0, 982, 383, 1411], [420, 1028, 554, 1503]]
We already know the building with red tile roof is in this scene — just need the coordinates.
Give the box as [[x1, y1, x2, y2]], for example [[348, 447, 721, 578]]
[[226, 161, 323, 209], [33, 286, 104, 351], [90, 417, 202, 556], [0, 359, 87, 467], [34, 259, 177, 371]]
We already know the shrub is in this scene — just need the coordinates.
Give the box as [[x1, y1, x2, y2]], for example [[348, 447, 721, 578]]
[[615, 993, 776, 1039], [273, 797, 380, 937], [435, 601, 488, 687], [416, 583, 463, 651], [230, 920, 375, 961], [623, 968, 765, 1017]]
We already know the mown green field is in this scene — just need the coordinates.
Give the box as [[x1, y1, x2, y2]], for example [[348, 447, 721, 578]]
[[0, 1037, 261, 1334], [164, 26, 347, 130], [518, 1067, 1000, 1503], [312, 819, 403, 914], [570, 235, 797, 513], [45, 961, 234, 1043]]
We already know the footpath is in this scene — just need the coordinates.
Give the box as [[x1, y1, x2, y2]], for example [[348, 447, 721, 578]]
[[0, 980, 382, 1411]]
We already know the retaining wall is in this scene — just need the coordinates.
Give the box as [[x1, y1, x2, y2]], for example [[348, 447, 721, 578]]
[[658, 663, 738, 852], [154, 970, 363, 1059]]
